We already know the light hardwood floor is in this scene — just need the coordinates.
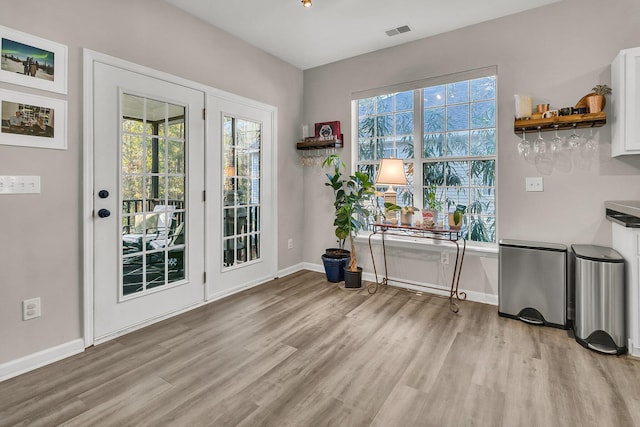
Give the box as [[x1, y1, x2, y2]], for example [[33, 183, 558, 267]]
[[2, 270, 640, 426]]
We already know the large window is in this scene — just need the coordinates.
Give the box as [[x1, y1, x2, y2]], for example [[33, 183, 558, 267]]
[[355, 71, 497, 243]]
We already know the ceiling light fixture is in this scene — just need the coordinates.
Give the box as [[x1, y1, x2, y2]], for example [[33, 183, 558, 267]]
[[301, 0, 312, 8]]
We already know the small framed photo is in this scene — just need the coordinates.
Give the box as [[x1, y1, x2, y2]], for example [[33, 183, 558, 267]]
[[315, 121, 341, 141], [0, 88, 67, 150], [0, 25, 68, 94]]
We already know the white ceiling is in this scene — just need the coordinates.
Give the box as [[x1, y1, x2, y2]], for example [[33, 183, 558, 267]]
[[166, 0, 560, 70]]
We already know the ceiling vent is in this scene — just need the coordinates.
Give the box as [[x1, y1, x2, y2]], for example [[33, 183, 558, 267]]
[[385, 25, 412, 37]]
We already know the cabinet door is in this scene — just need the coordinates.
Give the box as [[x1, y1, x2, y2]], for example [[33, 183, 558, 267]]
[[626, 48, 640, 151]]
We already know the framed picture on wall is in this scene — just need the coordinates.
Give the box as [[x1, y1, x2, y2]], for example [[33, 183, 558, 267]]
[[0, 25, 68, 94], [315, 121, 341, 141], [0, 88, 67, 150]]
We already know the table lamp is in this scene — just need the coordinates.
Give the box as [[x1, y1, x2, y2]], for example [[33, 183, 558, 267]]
[[375, 158, 407, 206]]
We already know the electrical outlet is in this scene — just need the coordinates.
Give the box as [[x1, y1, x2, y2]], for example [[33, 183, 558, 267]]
[[287, 238, 294, 249], [23, 297, 41, 321], [441, 252, 449, 264], [525, 176, 543, 192]]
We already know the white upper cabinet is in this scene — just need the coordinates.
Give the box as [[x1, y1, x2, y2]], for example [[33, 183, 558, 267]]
[[611, 47, 640, 156]]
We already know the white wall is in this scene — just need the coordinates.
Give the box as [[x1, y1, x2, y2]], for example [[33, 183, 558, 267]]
[[302, 0, 640, 298], [0, 0, 304, 366]]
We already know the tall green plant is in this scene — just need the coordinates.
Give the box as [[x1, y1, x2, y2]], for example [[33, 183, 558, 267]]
[[323, 154, 376, 271]]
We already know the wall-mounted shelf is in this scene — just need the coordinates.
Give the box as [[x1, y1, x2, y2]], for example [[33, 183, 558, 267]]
[[296, 136, 343, 166], [296, 136, 343, 150], [514, 112, 606, 133]]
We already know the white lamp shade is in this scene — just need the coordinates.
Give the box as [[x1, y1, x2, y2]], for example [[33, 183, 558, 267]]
[[375, 158, 408, 186]]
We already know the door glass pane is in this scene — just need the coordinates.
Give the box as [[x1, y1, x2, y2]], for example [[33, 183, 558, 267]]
[[121, 93, 187, 297], [223, 116, 261, 269]]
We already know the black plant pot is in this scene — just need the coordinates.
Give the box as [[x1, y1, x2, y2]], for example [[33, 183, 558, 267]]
[[344, 266, 363, 289]]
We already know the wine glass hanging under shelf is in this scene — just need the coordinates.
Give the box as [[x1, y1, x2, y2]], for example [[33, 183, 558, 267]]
[[296, 136, 343, 166]]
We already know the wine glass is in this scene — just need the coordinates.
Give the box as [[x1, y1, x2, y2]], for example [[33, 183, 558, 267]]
[[568, 123, 582, 149], [550, 125, 562, 154], [517, 129, 531, 158], [533, 127, 547, 154], [584, 128, 598, 154]]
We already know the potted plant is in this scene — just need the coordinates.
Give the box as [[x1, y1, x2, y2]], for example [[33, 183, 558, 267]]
[[384, 202, 418, 226], [585, 84, 612, 113], [323, 154, 376, 288], [448, 204, 466, 229], [423, 184, 442, 227]]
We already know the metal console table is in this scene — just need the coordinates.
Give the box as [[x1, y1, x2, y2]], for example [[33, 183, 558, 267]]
[[367, 223, 467, 313]]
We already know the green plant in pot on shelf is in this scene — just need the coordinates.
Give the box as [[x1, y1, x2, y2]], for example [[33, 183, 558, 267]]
[[584, 84, 612, 113], [448, 204, 467, 229], [384, 202, 418, 226], [423, 184, 443, 227], [323, 154, 376, 288]]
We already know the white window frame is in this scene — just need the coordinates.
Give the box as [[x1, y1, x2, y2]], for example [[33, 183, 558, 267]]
[[351, 66, 498, 249]]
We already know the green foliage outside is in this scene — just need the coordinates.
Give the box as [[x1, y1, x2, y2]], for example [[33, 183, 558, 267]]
[[356, 77, 497, 243]]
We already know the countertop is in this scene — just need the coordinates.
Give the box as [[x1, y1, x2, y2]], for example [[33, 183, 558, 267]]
[[605, 201, 640, 218], [605, 201, 640, 227]]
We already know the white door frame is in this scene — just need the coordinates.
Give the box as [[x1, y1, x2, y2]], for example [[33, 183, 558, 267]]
[[83, 49, 278, 347]]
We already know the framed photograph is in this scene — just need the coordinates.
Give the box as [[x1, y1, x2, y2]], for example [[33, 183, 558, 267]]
[[0, 88, 67, 150], [0, 25, 67, 94], [315, 121, 341, 141]]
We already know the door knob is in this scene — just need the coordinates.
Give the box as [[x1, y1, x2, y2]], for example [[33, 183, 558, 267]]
[[97, 208, 111, 218], [98, 190, 109, 199]]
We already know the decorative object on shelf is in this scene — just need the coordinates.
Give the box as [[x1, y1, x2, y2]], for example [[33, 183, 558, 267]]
[[579, 84, 612, 114], [375, 158, 407, 206], [323, 154, 376, 288], [514, 94, 532, 119], [536, 103, 549, 113], [314, 121, 340, 141]]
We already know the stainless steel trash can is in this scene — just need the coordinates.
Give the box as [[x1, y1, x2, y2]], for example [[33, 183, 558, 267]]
[[499, 239, 568, 329], [572, 245, 626, 355]]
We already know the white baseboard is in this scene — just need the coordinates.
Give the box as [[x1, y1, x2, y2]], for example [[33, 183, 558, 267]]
[[306, 262, 498, 306], [277, 263, 306, 278], [206, 274, 275, 302], [0, 338, 85, 382], [301, 262, 324, 274]]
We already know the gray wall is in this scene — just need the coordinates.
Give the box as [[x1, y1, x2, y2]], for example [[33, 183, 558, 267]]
[[302, 0, 640, 297], [0, 0, 304, 364]]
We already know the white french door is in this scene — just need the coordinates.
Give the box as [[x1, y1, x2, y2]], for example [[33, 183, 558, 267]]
[[206, 95, 277, 298], [92, 61, 205, 342]]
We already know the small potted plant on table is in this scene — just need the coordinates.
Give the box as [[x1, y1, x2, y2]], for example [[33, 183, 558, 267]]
[[423, 184, 443, 227], [448, 204, 466, 229]]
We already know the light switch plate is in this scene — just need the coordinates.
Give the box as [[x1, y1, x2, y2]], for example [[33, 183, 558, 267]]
[[0, 176, 41, 194], [525, 176, 543, 192]]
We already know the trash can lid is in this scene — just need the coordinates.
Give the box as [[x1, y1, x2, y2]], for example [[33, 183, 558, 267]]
[[571, 244, 624, 262], [499, 239, 567, 252]]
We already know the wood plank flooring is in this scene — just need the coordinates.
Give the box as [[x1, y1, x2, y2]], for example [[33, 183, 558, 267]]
[[2, 270, 640, 426]]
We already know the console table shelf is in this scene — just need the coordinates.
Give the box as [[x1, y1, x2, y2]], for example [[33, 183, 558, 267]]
[[368, 223, 467, 313]]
